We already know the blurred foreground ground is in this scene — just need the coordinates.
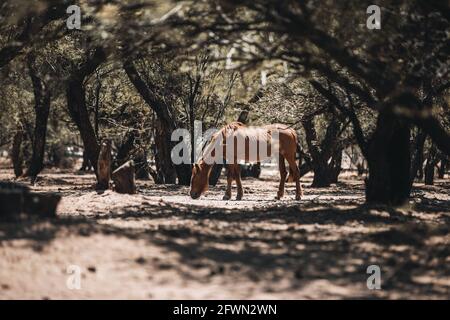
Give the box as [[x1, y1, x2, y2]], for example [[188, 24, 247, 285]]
[[0, 166, 449, 299]]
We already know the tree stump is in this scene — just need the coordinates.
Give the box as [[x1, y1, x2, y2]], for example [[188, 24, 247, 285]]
[[96, 139, 112, 190], [0, 182, 60, 220], [112, 160, 136, 194]]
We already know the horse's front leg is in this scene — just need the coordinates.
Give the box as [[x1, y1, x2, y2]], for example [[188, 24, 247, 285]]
[[223, 164, 233, 200], [234, 165, 243, 200]]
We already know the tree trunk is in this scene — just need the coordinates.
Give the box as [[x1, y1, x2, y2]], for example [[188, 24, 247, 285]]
[[410, 130, 426, 186], [67, 80, 100, 175], [115, 130, 152, 180], [366, 111, 411, 205], [115, 130, 138, 169], [330, 149, 342, 183], [209, 164, 223, 186], [357, 161, 365, 176], [175, 164, 191, 186], [80, 150, 93, 171], [26, 99, 50, 180], [438, 156, 447, 179], [424, 162, 435, 185], [66, 48, 106, 175], [123, 58, 181, 184], [303, 117, 341, 188], [11, 129, 23, 178], [424, 144, 438, 185], [417, 164, 424, 180], [134, 151, 151, 180], [237, 106, 250, 124], [25, 53, 51, 181], [311, 161, 332, 188], [154, 119, 177, 184]]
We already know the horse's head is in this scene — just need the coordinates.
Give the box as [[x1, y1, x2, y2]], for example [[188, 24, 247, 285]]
[[190, 161, 212, 199]]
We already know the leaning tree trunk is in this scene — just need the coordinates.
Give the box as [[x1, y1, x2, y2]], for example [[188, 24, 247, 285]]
[[366, 111, 411, 206], [25, 53, 51, 181], [123, 58, 182, 184], [66, 48, 105, 176], [67, 80, 99, 175]]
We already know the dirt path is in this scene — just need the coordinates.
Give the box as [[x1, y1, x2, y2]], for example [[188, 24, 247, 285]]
[[0, 168, 449, 299]]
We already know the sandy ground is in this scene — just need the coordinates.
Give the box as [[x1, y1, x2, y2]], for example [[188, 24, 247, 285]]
[[0, 166, 449, 300]]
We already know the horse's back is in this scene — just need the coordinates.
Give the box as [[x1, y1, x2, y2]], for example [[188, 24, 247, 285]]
[[205, 123, 297, 164], [227, 124, 296, 163]]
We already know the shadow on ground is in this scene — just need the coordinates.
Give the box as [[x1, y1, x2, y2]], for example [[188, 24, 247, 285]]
[[1, 191, 449, 298]]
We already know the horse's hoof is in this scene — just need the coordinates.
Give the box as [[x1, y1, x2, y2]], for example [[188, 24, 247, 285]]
[[223, 195, 231, 200], [236, 195, 243, 201], [275, 196, 281, 200], [295, 195, 302, 201]]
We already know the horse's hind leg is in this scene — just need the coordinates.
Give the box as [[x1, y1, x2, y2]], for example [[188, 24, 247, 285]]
[[286, 155, 303, 200], [234, 165, 243, 200], [223, 164, 233, 200], [276, 155, 287, 200]]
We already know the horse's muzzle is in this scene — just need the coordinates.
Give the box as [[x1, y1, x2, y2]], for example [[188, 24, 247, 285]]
[[190, 191, 200, 199]]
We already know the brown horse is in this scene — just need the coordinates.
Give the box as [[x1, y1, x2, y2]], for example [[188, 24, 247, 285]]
[[190, 122, 303, 200]]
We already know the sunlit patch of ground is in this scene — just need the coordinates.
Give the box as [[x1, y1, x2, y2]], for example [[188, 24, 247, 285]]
[[0, 167, 449, 299]]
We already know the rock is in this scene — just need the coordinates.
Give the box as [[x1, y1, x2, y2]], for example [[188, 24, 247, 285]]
[[135, 257, 147, 264]]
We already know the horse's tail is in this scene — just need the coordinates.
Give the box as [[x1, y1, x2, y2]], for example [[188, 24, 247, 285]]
[[286, 141, 302, 183]]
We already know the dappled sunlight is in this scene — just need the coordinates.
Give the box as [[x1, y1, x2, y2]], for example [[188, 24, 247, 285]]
[[1, 169, 449, 299]]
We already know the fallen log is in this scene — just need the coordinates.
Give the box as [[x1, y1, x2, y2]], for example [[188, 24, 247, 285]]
[[112, 160, 136, 194]]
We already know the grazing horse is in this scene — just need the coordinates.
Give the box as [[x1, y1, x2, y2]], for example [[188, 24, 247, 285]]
[[190, 122, 303, 200]]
